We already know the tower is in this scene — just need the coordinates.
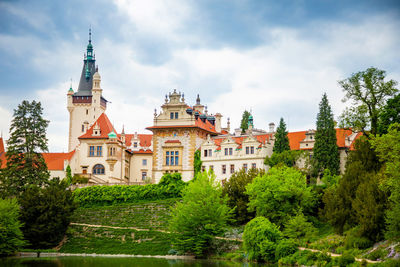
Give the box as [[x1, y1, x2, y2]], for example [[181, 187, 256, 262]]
[[67, 29, 108, 151]]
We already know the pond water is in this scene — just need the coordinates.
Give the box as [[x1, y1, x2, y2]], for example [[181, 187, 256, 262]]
[[0, 256, 275, 267]]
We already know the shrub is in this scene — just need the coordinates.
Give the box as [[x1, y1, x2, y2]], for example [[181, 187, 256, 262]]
[[344, 227, 373, 249], [18, 179, 77, 248], [71, 174, 89, 184], [158, 173, 186, 198], [337, 251, 355, 267], [0, 198, 25, 255], [275, 239, 297, 260], [243, 216, 282, 262], [283, 211, 317, 245]]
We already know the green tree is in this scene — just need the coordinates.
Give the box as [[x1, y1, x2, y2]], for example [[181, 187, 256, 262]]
[[246, 166, 315, 227], [243, 216, 282, 262], [283, 211, 317, 245], [371, 123, 400, 238], [240, 110, 251, 133], [338, 67, 398, 136], [158, 172, 186, 198], [0, 100, 49, 197], [193, 150, 202, 178], [0, 198, 25, 255], [18, 178, 77, 248], [169, 171, 232, 257], [65, 165, 72, 186], [378, 94, 400, 134], [273, 118, 290, 153], [312, 93, 340, 176], [222, 168, 265, 225], [264, 150, 303, 168]]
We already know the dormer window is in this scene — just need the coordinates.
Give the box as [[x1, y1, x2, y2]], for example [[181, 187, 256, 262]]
[[133, 142, 138, 148], [170, 112, 179, 119]]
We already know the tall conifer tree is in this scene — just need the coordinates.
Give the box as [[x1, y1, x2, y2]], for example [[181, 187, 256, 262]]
[[0, 100, 50, 197], [313, 93, 340, 176], [240, 110, 251, 133], [273, 118, 290, 153]]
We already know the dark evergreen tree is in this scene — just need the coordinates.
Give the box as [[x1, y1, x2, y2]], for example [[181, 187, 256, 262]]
[[312, 93, 340, 176], [0, 100, 50, 197], [240, 110, 251, 133], [378, 94, 400, 134], [273, 118, 290, 153]]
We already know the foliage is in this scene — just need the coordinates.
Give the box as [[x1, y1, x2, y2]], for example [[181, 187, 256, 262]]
[[371, 123, 400, 239], [246, 166, 315, 227], [312, 93, 340, 176], [378, 94, 400, 134], [222, 168, 265, 225], [320, 169, 340, 188], [73, 173, 186, 207], [243, 216, 282, 262], [0, 198, 25, 255], [193, 150, 202, 178], [18, 179, 77, 248], [169, 171, 232, 257], [0, 100, 49, 197], [65, 165, 72, 185], [344, 227, 373, 249], [337, 251, 355, 267], [71, 174, 89, 184], [322, 137, 382, 234], [338, 67, 398, 136], [240, 110, 251, 133], [275, 239, 298, 260], [264, 149, 303, 168], [273, 117, 290, 153], [283, 211, 317, 244]]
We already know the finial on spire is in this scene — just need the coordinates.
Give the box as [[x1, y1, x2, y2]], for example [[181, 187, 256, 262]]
[[121, 124, 125, 135], [89, 27, 92, 43], [196, 94, 200, 105]]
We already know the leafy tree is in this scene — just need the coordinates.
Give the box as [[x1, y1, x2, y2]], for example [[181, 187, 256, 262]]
[[371, 123, 400, 238], [240, 110, 251, 133], [0, 198, 25, 255], [320, 169, 340, 188], [193, 150, 202, 178], [246, 166, 315, 227], [243, 216, 282, 262], [222, 168, 265, 225], [283, 211, 317, 245], [273, 118, 290, 153], [169, 171, 232, 257], [378, 94, 400, 134], [338, 67, 398, 136], [0, 100, 49, 197], [18, 179, 77, 248], [312, 93, 340, 176], [65, 165, 72, 186], [158, 172, 186, 198], [322, 138, 382, 234], [264, 150, 303, 168]]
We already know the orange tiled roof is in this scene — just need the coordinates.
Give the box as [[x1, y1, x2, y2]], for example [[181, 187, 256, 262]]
[[287, 131, 307, 150], [79, 113, 118, 140], [165, 140, 181, 144], [41, 150, 75, 170], [122, 134, 152, 148], [132, 149, 153, 154]]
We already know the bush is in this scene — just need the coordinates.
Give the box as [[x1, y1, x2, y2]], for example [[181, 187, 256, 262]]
[[337, 251, 355, 267], [283, 211, 317, 245], [71, 174, 89, 184], [0, 198, 25, 255], [73, 173, 186, 206], [275, 239, 297, 260], [18, 179, 77, 248], [243, 216, 282, 262], [169, 172, 232, 257], [344, 227, 373, 249]]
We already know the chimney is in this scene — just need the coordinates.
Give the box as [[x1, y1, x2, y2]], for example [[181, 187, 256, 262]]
[[215, 113, 222, 133]]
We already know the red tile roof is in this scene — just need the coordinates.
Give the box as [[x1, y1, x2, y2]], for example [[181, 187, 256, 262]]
[[79, 113, 117, 140], [287, 131, 306, 150], [165, 140, 181, 144], [42, 150, 75, 170], [132, 149, 153, 154], [121, 134, 152, 147]]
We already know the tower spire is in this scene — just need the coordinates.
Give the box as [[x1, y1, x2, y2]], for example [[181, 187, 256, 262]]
[[86, 27, 94, 60]]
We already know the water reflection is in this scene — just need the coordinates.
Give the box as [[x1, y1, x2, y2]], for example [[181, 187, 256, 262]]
[[0, 257, 275, 267]]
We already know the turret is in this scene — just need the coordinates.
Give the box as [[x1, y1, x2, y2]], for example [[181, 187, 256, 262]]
[[193, 94, 205, 113], [92, 67, 102, 112]]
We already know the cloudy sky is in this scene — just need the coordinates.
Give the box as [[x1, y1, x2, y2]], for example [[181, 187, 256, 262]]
[[0, 0, 399, 151]]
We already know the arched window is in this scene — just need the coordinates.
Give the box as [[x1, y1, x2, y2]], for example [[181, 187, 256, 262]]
[[93, 164, 105, 175]]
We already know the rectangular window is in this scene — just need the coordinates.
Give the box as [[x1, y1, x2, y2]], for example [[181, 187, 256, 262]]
[[246, 147, 249, 154], [251, 146, 254, 154], [230, 164, 235, 174], [166, 151, 170, 165], [204, 149, 208, 157], [229, 148, 233, 155], [222, 165, 226, 174], [142, 159, 147, 166], [252, 163, 256, 169], [133, 142, 138, 148], [208, 149, 212, 157], [96, 146, 102, 156], [224, 148, 228, 156], [243, 163, 248, 172], [170, 112, 174, 119], [175, 112, 178, 119], [171, 151, 174, 165], [142, 171, 147, 181], [175, 151, 179, 166], [89, 146, 95, 156], [82, 125, 85, 132]]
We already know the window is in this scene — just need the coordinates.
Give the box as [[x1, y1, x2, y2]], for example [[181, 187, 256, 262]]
[[166, 151, 179, 166], [170, 112, 174, 119], [175, 112, 178, 119], [82, 124, 85, 132], [142, 171, 147, 181], [252, 163, 256, 169], [222, 165, 226, 174], [108, 147, 115, 156], [86, 109, 88, 115], [96, 146, 102, 156], [170, 112, 179, 119], [230, 164, 235, 174], [210, 165, 214, 172], [204, 149, 208, 157], [93, 164, 105, 175], [229, 148, 233, 155], [142, 159, 147, 166], [251, 146, 254, 154], [133, 142, 138, 148], [243, 164, 248, 172], [224, 148, 228, 156], [208, 149, 212, 157], [89, 146, 95, 156], [246, 147, 249, 154]]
